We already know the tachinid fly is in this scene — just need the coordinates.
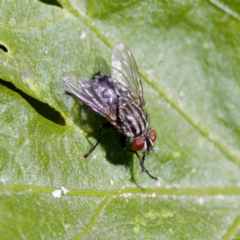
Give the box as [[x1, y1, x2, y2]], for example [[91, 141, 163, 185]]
[[63, 43, 157, 180]]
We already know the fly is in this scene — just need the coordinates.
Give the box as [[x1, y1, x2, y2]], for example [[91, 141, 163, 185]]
[[63, 43, 157, 180]]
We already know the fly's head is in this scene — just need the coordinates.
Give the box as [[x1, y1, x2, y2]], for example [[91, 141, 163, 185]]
[[130, 129, 157, 154]]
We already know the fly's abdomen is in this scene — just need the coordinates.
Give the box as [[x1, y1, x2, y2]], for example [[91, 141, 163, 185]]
[[118, 97, 148, 138]]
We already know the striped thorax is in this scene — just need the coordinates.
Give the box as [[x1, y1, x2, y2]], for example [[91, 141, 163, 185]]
[[117, 96, 148, 138]]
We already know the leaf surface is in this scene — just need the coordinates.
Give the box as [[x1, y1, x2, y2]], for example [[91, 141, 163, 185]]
[[0, 0, 240, 239]]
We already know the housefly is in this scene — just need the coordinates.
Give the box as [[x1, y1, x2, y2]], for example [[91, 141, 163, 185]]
[[63, 43, 157, 180]]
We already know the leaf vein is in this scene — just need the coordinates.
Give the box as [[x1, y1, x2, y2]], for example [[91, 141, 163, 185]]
[[74, 197, 110, 239], [208, 0, 240, 22]]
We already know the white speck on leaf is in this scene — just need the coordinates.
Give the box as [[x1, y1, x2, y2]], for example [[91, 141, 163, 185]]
[[51, 189, 62, 199], [80, 31, 87, 39], [192, 168, 196, 173], [197, 197, 204, 205], [61, 186, 69, 195], [110, 180, 114, 185]]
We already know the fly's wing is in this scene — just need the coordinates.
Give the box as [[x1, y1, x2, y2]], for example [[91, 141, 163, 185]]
[[94, 57, 111, 76], [111, 43, 145, 108], [63, 74, 112, 120]]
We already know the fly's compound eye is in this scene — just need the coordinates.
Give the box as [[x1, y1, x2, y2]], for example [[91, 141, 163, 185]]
[[148, 129, 157, 142], [131, 137, 146, 151]]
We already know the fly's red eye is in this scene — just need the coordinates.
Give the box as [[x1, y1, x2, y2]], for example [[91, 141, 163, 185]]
[[148, 129, 157, 142], [131, 137, 145, 151]]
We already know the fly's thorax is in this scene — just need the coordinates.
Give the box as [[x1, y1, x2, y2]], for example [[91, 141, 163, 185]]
[[113, 79, 133, 99], [117, 96, 148, 138], [92, 72, 109, 81], [91, 74, 117, 106]]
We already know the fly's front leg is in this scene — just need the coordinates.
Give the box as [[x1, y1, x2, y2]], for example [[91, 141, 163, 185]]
[[83, 122, 111, 159], [139, 153, 158, 181], [121, 135, 157, 180]]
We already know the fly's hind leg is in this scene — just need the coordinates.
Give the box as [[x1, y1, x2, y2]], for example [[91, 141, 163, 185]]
[[121, 135, 158, 180], [83, 122, 112, 159]]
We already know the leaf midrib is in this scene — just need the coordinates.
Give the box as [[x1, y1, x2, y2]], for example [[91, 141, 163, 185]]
[[1, 185, 240, 196]]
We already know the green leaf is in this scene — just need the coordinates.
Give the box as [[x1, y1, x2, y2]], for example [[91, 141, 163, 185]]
[[1, 0, 240, 239]]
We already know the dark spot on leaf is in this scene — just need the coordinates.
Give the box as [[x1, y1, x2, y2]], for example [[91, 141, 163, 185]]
[[0, 44, 8, 53], [38, 0, 62, 8], [0, 79, 66, 126]]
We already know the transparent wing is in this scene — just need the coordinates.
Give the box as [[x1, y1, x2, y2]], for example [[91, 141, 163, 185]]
[[62, 73, 112, 119], [94, 57, 111, 76], [111, 43, 144, 108]]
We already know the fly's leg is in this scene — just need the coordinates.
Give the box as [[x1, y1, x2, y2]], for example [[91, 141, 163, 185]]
[[83, 122, 111, 159], [139, 153, 158, 180], [121, 135, 158, 180]]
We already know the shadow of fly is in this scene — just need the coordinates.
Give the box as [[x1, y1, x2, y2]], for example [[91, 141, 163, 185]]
[[63, 43, 157, 180]]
